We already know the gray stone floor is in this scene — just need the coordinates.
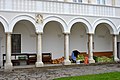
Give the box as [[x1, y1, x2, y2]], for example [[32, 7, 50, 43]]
[[0, 63, 120, 80]]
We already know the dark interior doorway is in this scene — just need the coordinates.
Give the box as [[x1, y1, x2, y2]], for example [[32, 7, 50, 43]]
[[11, 34, 21, 53], [117, 42, 120, 59]]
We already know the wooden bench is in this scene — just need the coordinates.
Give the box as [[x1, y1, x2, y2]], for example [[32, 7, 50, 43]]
[[3, 53, 52, 66], [42, 53, 52, 64], [3, 53, 37, 66]]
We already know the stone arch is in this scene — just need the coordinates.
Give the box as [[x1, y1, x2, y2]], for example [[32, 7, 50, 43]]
[[9, 14, 36, 32], [68, 17, 92, 33], [117, 25, 120, 34], [93, 18, 117, 35], [43, 16, 67, 33], [0, 15, 8, 32]]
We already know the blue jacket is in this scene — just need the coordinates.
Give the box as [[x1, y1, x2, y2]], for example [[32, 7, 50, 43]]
[[71, 52, 76, 61]]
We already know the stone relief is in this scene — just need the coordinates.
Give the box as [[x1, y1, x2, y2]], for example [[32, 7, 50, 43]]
[[35, 14, 43, 24]]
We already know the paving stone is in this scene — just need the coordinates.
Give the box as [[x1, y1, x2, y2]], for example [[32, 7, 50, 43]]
[[0, 63, 120, 80]]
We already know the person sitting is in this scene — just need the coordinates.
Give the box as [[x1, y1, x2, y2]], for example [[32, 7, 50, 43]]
[[71, 50, 80, 63]]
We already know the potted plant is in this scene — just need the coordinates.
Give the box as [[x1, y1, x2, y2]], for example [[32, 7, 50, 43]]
[[76, 55, 84, 64]]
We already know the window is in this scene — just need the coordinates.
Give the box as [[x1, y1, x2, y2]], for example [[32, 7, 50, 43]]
[[11, 34, 21, 53], [73, 0, 76, 2], [78, 0, 82, 2], [102, 0, 105, 4], [97, 0, 100, 4], [97, 0, 106, 5], [73, 0, 82, 3]]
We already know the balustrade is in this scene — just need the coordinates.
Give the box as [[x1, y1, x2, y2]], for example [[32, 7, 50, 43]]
[[0, 0, 119, 18]]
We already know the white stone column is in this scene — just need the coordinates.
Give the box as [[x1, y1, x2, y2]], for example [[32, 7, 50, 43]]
[[64, 33, 71, 65], [35, 33, 44, 67], [4, 33, 13, 70], [113, 35, 119, 62], [88, 34, 95, 63]]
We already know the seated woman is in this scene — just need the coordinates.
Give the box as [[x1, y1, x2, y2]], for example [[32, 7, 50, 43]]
[[71, 50, 80, 63]]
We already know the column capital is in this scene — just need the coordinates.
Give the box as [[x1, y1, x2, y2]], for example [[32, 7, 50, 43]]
[[87, 33, 94, 35], [5, 32, 12, 34], [113, 34, 119, 36], [63, 32, 70, 35], [36, 32, 43, 35]]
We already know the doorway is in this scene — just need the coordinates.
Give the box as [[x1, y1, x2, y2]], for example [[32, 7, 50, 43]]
[[117, 42, 120, 59], [11, 34, 21, 53]]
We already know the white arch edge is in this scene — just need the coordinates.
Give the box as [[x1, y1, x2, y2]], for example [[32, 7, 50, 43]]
[[43, 15, 68, 33], [68, 17, 92, 33], [92, 18, 118, 35], [9, 14, 36, 33], [0, 15, 9, 32]]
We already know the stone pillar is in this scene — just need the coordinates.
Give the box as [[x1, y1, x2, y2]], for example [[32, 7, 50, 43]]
[[4, 33, 13, 70], [35, 33, 44, 67], [64, 33, 71, 65], [88, 34, 95, 63], [113, 35, 119, 62]]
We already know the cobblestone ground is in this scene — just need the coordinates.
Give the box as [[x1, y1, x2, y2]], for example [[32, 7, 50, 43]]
[[0, 63, 120, 80]]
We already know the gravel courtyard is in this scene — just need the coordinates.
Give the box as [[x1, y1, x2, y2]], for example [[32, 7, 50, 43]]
[[0, 63, 120, 80]]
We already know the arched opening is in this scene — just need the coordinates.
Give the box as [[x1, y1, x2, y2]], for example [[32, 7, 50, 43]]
[[0, 22, 5, 67], [12, 20, 36, 66], [43, 21, 64, 64], [94, 24, 112, 51], [70, 22, 87, 55], [94, 23, 113, 62]]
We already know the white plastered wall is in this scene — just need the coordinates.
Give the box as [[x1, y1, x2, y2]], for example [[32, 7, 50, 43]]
[[42, 21, 64, 59], [13, 21, 36, 53]]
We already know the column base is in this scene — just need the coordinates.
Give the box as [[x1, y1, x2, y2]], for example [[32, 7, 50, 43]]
[[89, 59, 95, 63], [114, 58, 120, 62], [64, 60, 71, 65], [35, 62, 44, 67], [4, 62, 13, 71]]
